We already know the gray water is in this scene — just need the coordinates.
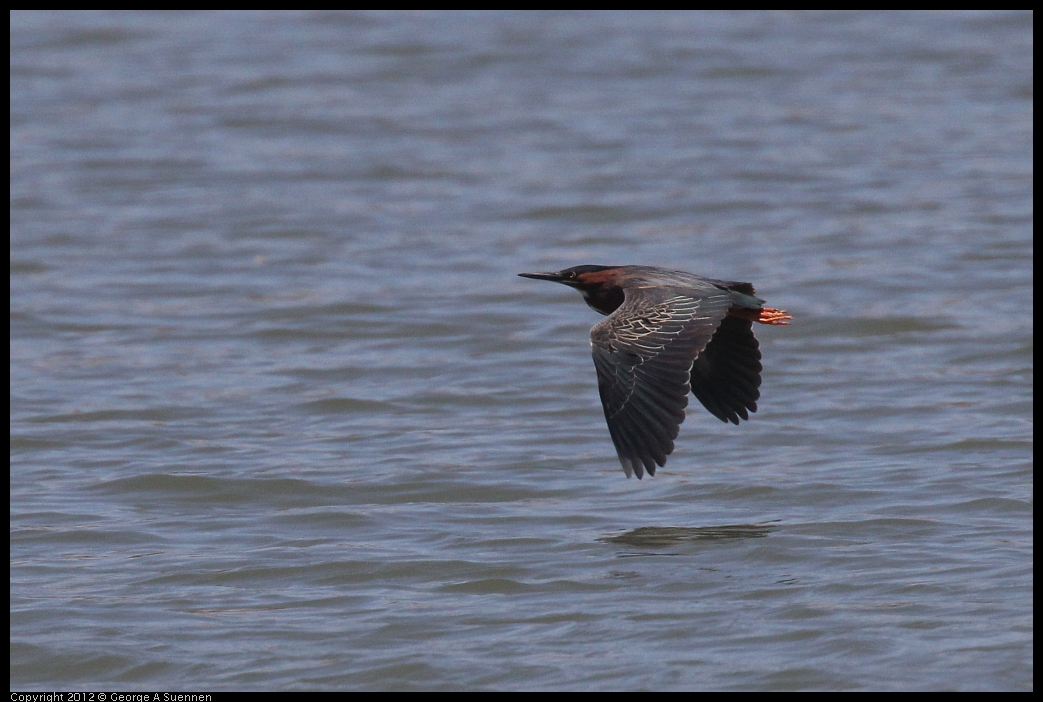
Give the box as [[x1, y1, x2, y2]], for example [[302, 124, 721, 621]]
[[10, 11, 1032, 691]]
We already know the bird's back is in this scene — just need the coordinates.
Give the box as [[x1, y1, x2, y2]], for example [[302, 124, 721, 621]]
[[612, 266, 765, 310]]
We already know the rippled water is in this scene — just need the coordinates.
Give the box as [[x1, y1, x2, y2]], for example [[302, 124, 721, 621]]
[[11, 11, 1032, 690]]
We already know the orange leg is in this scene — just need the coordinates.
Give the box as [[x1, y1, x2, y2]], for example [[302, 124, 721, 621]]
[[728, 307, 792, 325], [757, 307, 791, 325]]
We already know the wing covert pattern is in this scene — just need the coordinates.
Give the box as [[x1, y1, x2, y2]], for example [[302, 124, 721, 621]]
[[590, 289, 734, 477]]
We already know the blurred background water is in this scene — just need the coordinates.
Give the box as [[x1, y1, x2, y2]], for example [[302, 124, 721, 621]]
[[10, 11, 1032, 690]]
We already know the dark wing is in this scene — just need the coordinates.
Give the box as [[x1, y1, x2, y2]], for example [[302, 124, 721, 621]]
[[590, 288, 733, 478], [689, 315, 763, 425]]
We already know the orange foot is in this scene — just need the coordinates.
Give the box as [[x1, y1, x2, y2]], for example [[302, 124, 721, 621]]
[[757, 307, 792, 325]]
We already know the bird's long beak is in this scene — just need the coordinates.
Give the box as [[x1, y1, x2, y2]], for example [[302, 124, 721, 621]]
[[518, 271, 566, 282]]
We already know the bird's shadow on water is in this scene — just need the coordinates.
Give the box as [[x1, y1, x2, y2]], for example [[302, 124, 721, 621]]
[[600, 522, 779, 552]]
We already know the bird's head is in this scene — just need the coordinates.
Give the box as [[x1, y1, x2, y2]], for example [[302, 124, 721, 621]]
[[518, 265, 620, 287], [518, 265, 626, 315]]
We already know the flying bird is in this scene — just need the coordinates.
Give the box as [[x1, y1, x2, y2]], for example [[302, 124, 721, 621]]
[[519, 265, 790, 478]]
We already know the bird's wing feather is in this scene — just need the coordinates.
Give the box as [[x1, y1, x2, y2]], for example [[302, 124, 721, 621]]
[[689, 315, 763, 425], [590, 287, 734, 478]]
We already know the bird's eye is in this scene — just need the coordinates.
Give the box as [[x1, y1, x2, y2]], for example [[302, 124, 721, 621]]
[[569, 271, 578, 279]]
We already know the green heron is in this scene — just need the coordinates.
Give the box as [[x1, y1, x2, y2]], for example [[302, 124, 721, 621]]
[[519, 265, 790, 479]]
